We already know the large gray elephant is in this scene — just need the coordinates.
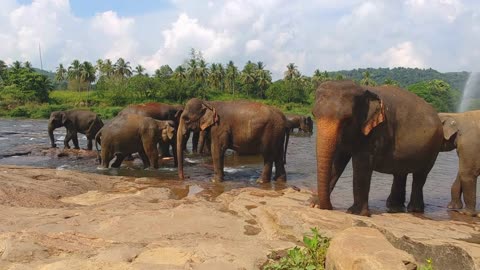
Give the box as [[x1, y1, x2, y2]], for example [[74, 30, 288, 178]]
[[48, 110, 103, 150], [312, 80, 443, 216], [286, 114, 313, 133], [439, 111, 480, 216], [176, 98, 289, 183], [96, 114, 175, 169]]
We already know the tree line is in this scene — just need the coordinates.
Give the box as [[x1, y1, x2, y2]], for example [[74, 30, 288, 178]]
[[0, 49, 466, 116]]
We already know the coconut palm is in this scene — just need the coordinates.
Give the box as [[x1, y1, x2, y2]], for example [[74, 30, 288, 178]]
[[114, 58, 132, 78], [0, 60, 7, 80], [241, 61, 256, 97], [134, 65, 146, 76], [68, 59, 82, 91], [55, 64, 67, 82], [173, 65, 187, 81], [226, 61, 238, 95], [256, 69, 272, 98], [360, 71, 376, 86], [155, 65, 173, 79], [383, 78, 399, 86], [187, 59, 198, 81], [11, 61, 22, 71], [80, 61, 96, 90], [284, 63, 300, 80], [24, 61, 33, 71], [103, 59, 114, 77]]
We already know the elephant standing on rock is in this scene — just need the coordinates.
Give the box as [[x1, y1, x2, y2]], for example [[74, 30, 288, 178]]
[[312, 80, 443, 216], [286, 114, 313, 133], [439, 111, 480, 216], [48, 110, 103, 150], [177, 98, 289, 183], [96, 114, 175, 169]]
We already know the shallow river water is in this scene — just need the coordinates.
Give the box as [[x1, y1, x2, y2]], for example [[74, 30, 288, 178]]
[[0, 118, 478, 222]]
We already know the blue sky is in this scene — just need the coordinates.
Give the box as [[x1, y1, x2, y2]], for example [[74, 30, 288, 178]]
[[1, 0, 479, 78]]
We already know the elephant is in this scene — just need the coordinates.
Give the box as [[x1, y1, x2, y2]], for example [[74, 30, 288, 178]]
[[286, 114, 313, 133], [48, 110, 103, 150], [312, 80, 443, 216], [439, 111, 480, 216], [96, 114, 175, 169], [176, 98, 289, 183]]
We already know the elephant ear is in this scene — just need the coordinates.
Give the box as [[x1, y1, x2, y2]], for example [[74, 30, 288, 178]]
[[361, 90, 385, 136], [174, 109, 183, 123], [161, 122, 175, 141], [441, 117, 459, 140], [200, 102, 219, 131], [61, 112, 68, 125]]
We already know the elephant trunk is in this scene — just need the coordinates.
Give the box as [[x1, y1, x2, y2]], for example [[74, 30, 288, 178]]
[[315, 118, 340, 209], [48, 123, 56, 148], [177, 118, 186, 180]]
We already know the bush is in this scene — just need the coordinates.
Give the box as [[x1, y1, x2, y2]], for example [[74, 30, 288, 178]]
[[407, 80, 460, 112], [29, 104, 70, 119], [263, 228, 330, 270], [8, 106, 31, 118], [91, 106, 123, 119]]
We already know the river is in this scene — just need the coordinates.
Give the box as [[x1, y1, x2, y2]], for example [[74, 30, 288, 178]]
[[0, 118, 477, 221]]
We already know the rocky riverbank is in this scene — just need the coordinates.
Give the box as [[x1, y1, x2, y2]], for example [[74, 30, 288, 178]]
[[0, 165, 478, 270]]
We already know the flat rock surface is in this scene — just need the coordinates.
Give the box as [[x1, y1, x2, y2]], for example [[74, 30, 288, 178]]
[[0, 165, 479, 270]]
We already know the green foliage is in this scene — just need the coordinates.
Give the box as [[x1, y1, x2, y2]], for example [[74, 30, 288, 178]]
[[407, 80, 460, 112], [263, 228, 330, 270], [0, 67, 53, 104], [419, 258, 434, 270]]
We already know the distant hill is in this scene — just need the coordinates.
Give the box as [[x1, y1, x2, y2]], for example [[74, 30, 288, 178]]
[[328, 67, 470, 91], [34, 68, 55, 80]]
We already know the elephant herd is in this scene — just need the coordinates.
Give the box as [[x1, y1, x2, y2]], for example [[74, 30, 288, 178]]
[[47, 80, 480, 217]]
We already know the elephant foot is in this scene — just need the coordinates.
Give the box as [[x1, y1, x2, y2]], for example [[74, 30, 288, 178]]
[[407, 201, 425, 213], [256, 178, 270, 184], [447, 200, 463, 209], [274, 175, 287, 182], [459, 208, 477, 216], [347, 204, 371, 216], [74, 146, 80, 150], [309, 196, 333, 210], [211, 176, 224, 183], [387, 205, 406, 213]]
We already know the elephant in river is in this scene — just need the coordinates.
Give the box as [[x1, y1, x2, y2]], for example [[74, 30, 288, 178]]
[[96, 114, 175, 169], [312, 80, 443, 216], [176, 98, 289, 183], [439, 111, 480, 216], [48, 110, 103, 150], [286, 114, 313, 133]]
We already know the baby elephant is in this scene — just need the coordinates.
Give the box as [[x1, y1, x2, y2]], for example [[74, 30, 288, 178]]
[[97, 114, 175, 169]]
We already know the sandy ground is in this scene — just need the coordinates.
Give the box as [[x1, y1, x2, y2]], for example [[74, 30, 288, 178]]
[[0, 165, 479, 270]]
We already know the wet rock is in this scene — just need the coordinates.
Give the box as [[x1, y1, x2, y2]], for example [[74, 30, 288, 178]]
[[325, 227, 417, 270]]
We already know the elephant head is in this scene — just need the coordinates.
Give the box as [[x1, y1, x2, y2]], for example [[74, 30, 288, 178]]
[[48, 111, 67, 148], [312, 81, 385, 209], [160, 121, 175, 142], [438, 113, 458, 152], [302, 116, 314, 133], [177, 98, 219, 179]]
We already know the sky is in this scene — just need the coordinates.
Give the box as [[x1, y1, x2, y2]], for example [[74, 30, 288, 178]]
[[1, 0, 479, 79]]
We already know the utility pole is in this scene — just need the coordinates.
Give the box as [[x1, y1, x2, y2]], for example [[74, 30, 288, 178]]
[[38, 43, 43, 71]]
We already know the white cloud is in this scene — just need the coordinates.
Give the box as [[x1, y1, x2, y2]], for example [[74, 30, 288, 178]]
[[245, 39, 264, 54]]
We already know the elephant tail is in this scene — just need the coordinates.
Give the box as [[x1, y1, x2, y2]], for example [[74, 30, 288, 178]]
[[95, 130, 102, 164], [283, 127, 289, 164]]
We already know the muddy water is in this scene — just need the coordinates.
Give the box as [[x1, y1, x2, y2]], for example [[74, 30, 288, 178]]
[[0, 118, 477, 221]]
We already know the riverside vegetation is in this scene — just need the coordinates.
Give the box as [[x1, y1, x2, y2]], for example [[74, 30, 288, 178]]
[[0, 49, 469, 119]]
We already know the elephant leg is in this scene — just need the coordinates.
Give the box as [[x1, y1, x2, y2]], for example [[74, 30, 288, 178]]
[[182, 131, 190, 153], [171, 141, 178, 167], [159, 143, 171, 157], [448, 173, 463, 209], [144, 142, 159, 169], [348, 154, 373, 216], [192, 131, 200, 153], [101, 148, 113, 168], [87, 139, 93, 151], [459, 170, 477, 216], [329, 152, 351, 194], [257, 156, 273, 184], [64, 130, 73, 149], [386, 173, 407, 213], [407, 170, 428, 213], [198, 131, 206, 154], [210, 135, 226, 182], [71, 132, 80, 150], [138, 148, 150, 169], [111, 153, 125, 168], [274, 153, 287, 182]]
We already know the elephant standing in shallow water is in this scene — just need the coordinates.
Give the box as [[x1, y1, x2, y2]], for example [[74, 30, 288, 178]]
[[439, 111, 480, 216], [312, 80, 443, 216], [176, 98, 289, 183], [48, 110, 103, 150], [286, 114, 313, 133]]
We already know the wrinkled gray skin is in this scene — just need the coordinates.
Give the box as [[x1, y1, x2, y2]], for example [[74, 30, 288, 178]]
[[48, 110, 103, 150], [96, 114, 175, 169], [177, 98, 289, 183], [313, 80, 443, 216], [439, 111, 480, 216], [286, 114, 313, 133]]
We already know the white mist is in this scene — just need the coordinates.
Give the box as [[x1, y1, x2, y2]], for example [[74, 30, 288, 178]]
[[458, 72, 480, 112]]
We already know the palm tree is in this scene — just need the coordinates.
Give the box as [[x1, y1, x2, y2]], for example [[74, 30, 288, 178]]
[[217, 63, 225, 92], [241, 61, 256, 97], [208, 63, 219, 90], [11, 61, 22, 71], [383, 78, 399, 86], [95, 59, 104, 77], [68, 59, 81, 91], [173, 65, 187, 81], [284, 63, 300, 80], [80, 61, 96, 90], [103, 59, 114, 77], [226, 61, 238, 95], [0, 60, 7, 80], [114, 58, 132, 78], [24, 61, 33, 71], [55, 64, 67, 82], [197, 59, 209, 98], [155, 65, 173, 79], [134, 65, 146, 76], [360, 71, 376, 86], [187, 58, 198, 81], [256, 69, 272, 98]]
